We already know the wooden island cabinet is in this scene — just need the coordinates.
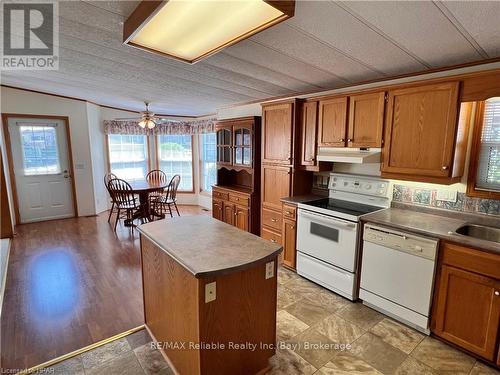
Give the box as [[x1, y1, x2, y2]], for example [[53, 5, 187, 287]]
[[432, 242, 500, 364], [139, 216, 282, 375]]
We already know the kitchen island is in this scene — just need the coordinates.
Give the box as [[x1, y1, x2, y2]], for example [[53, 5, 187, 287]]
[[138, 216, 282, 375]]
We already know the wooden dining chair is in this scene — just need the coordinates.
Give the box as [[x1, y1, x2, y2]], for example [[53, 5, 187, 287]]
[[156, 175, 181, 218], [146, 169, 168, 219], [107, 178, 140, 231], [104, 172, 118, 223]]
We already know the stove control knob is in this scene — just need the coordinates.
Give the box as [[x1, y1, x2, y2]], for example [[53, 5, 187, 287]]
[[366, 184, 372, 190]]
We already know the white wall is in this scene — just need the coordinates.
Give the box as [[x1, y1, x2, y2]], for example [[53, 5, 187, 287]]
[[1, 86, 96, 216]]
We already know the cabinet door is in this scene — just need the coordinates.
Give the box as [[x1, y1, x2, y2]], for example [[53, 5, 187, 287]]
[[216, 126, 232, 165], [318, 97, 348, 147], [223, 202, 235, 226], [234, 206, 249, 232], [300, 101, 318, 166], [282, 219, 297, 269], [382, 82, 459, 177], [348, 92, 385, 148], [433, 264, 500, 360], [262, 102, 294, 165], [212, 198, 224, 221], [233, 125, 252, 167], [261, 165, 292, 211]]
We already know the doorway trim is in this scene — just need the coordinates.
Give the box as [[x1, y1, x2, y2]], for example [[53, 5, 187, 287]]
[[1, 113, 78, 225]]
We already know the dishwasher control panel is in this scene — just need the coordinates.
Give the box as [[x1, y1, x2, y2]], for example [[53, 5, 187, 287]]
[[364, 224, 438, 261]]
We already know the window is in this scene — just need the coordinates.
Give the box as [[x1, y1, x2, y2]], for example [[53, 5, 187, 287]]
[[157, 135, 193, 191], [108, 134, 149, 180], [467, 98, 500, 199], [199, 133, 217, 192], [20, 125, 61, 175]]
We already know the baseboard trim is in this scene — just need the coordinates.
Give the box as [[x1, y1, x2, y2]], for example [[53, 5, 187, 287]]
[[17, 325, 145, 375]]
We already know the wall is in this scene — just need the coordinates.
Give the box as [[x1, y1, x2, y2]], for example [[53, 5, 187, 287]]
[[1, 86, 96, 216]]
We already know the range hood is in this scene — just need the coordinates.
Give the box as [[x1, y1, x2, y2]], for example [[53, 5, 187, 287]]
[[316, 147, 381, 164]]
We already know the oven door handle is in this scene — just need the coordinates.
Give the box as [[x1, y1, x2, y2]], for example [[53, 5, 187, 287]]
[[299, 210, 357, 230]]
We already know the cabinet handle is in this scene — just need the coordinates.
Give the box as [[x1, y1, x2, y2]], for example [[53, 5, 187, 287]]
[[271, 218, 278, 222], [347, 138, 353, 142], [442, 166, 449, 170], [291, 226, 295, 229], [270, 239, 277, 243], [340, 138, 345, 142], [285, 211, 292, 215], [495, 291, 499, 296]]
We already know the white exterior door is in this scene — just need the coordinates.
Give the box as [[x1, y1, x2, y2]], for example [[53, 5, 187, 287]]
[[8, 118, 75, 223]]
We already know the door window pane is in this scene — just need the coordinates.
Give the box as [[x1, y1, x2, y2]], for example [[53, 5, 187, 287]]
[[200, 133, 217, 192], [20, 125, 61, 175], [108, 134, 148, 180], [157, 135, 193, 191]]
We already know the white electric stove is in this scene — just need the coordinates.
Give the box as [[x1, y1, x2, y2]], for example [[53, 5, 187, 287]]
[[296, 173, 390, 300]]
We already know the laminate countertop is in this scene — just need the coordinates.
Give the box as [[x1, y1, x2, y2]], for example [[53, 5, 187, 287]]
[[280, 194, 325, 205], [361, 207, 500, 254], [138, 216, 282, 278]]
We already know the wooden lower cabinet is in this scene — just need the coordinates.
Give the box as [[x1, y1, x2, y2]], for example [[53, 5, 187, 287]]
[[212, 199, 223, 221], [212, 186, 258, 234], [235, 206, 249, 232], [282, 218, 297, 269], [261, 227, 281, 245], [432, 242, 500, 363]]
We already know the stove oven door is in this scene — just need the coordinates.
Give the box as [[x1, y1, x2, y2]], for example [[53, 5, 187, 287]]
[[297, 209, 358, 272]]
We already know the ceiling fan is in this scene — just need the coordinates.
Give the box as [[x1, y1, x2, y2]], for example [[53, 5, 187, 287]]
[[114, 102, 179, 129]]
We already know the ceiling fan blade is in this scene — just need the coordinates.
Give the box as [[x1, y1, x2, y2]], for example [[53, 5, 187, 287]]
[[114, 117, 142, 121]]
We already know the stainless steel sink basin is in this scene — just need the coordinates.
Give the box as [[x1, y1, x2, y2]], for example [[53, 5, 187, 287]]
[[455, 224, 500, 243]]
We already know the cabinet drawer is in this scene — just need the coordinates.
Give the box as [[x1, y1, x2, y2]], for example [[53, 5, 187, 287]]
[[261, 227, 282, 245], [262, 208, 282, 231], [441, 242, 500, 280], [282, 204, 297, 221], [229, 194, 249, 207], [213, 190, 229, 201]]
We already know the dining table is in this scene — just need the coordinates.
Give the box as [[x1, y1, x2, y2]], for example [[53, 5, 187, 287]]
[[125, 179, 169, 226]]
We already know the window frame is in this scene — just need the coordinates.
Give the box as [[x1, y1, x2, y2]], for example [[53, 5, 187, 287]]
[[198, 132, 217, 195], [155, 134, 195, 193], [466, 100, 500, 200], [106, 134, 151, 180]]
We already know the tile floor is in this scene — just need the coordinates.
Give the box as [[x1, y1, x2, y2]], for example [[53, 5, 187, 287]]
[[46, 267, 499, 375]]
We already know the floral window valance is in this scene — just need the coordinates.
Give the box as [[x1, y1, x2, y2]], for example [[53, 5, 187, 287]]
[[103, 118, 216, 135]]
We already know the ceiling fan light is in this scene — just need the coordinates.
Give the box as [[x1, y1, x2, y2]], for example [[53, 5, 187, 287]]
[[146, 119, 156, 129], [138, 119, 147, 128]]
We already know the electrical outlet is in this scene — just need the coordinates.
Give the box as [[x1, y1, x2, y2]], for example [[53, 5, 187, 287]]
[[436, 190, 457, 202], [205, 282, 216, 303], [265, 261, 274, 279]]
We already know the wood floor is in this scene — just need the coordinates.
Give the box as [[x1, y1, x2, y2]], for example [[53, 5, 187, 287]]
[[0, 205, 209, 372]]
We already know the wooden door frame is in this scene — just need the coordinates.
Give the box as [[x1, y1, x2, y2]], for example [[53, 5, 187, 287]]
[[1, 113, 78, 225]]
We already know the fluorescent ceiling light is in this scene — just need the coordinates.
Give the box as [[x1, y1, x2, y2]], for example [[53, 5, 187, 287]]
[[123, 0, 295, 64]]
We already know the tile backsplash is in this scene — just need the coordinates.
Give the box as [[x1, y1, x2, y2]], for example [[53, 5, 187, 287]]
[[392, 184, 500, 216]]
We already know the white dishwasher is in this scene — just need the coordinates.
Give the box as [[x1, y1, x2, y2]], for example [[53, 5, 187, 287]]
[[360, 224, 438, 334]]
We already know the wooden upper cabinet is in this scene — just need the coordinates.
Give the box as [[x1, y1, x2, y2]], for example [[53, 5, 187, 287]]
[[261, 165, 292, 211], [300, 101, 318, 166], [382, 82, 460, 178], [348, 92, 385, 148], [433, 264, 500, 360], [262, 101, 294, 165], [318, 97, 348, 147]]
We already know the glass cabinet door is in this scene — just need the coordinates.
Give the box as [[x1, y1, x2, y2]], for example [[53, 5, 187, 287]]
[[233, 127, 252, 167], [216, 127, 232, 164]]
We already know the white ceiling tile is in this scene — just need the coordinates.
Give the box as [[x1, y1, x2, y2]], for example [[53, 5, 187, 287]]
[[342, 1, 483, 67], [250, 23, 383, 82], [289, 0, 426, 75], [441, 1, 500, 57]]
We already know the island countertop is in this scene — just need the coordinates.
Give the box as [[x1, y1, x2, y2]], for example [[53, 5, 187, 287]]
[[138, 216, 282, 278]]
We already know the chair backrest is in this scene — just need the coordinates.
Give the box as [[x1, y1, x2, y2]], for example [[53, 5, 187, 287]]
[[168, 175, 181, 201], [107, 178, 136, 207], [104, 172, 117, 192], [146, 169, 167, 185]]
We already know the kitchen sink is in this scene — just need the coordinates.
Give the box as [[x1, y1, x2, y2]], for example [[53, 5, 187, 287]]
[[455, 224, 500, 243]]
